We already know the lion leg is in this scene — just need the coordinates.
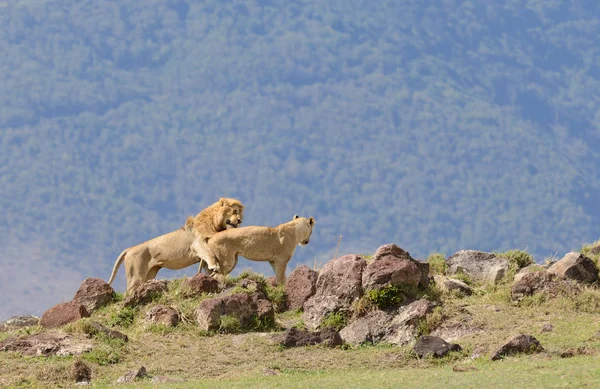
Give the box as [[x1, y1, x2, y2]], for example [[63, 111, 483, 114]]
[[146, 265, 161, 282], [125, 249, 150, 296], [191, 239, 221, 272], [269, 259, 289, 286]]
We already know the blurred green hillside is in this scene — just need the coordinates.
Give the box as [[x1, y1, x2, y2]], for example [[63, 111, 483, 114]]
[[1, 0, 600, 316]]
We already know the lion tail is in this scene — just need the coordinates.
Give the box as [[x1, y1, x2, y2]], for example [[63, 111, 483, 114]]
[[108, 249, 127, 285]]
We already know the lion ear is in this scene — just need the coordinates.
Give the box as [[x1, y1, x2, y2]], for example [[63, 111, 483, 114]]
[[294, 214, 300, 219], [308, 217, 315, 226], [219, 198, 226, 206]]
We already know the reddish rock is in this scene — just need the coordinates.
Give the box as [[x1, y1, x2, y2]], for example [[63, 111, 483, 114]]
[[548, 252, 599, 284], [72, 278, 115, 313], [123, 280, 168, 307], [372, 244, 429, 287], [146, 305, 179, 327], [181, 274, 219, 297], [285, 265, 318, 311], [195, 293, 256, 331], [279, 327, 342, 348], [303, 255, 366, 330], [116, 366, 147, 383], [491, 334, 543, 360], [362, 257, 422, 291], [40, 302, 90, 329], [254, 299, 275, 325]]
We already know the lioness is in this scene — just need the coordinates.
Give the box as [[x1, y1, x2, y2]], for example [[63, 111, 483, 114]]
[[206, 215, 316, 285], [108, 198, 244, 295]]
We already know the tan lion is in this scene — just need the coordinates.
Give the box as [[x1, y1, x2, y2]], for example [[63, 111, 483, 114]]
[[206, 215, 316, 285], [108, 198, 244, 295]]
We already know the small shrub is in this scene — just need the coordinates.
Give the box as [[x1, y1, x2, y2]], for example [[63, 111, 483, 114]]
[[452, 270, 473, 286], [567, 288, 600, 314], [219, 315, 242, 333], [367, 285, 406, 309], [108, 306, 136, 328], [495, 249, 534, 270], [427, 253, 447, 275], [321, 312, 348, 331], [113, 292, 124, 302], [82, 334, 126, 365], [581, 240, 600, 263]]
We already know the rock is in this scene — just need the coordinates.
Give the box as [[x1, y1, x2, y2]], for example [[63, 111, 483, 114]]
[[116, 366, 147, 383], [513, 265, 545, 283], [362, 257, 422, 291], [285, 265, 318, 311], [122, 280, 168, 308], [0, 332, 93, 356], [235, 278, 268, 299], [319, 327, 344, 347], [72, 278, 115, 313], [254, 299, 275, 325], [181, 273, 219, 297], [371, 244, 429, 287], [279, 327, 342, 348], [266, 276, 279, 287], [446, 250, 509, 284], [413, 335, 462, 358], [71, 360, 92, 383], [195, 293, 256, 331], [40, 302, 90, 329], [303, 254, 366, 330], [88, 322, 128, 342], [433, 275, 473, 296], [490, 334, 543, 360], [0, 315, 40, 331], [540, 324, 553, 333], [510, 271, 580, 301], [145, 305, 179, 327], [548, 252, 599, 284], [339, 299, 435, 346]]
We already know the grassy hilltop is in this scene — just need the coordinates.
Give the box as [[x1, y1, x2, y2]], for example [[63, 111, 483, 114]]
[[2, 243, 600, 388]]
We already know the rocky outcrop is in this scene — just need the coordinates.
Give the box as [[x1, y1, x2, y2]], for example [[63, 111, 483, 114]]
[[446, 250, 509, 284], [72, 278, 115, 313], [123, 280, 168, 308], [116, 366, 148, 383], [40, 302, 90, 329], [370, 244, 429, 287], [547, 252, 599, 284], [285, 265, 318, 311], [413, 335, 462, 358], [303, 254, 366, 330], [339, 299, 436, 346], [490, 334, 543, 360]]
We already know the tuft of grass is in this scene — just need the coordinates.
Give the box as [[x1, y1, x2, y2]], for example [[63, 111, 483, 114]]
[[321, 312, 348, 331], [266, 284, 288, 313], [581, 239, 600, 263], [82, 333, 126, 365], [107, 306, 137, 328], [452, 270, 474, 286], [226, 269, 268, 287], [426, 253, 447, 275], [366, 285, 406, 309], [219, 315, 242, 333], [416, 306, 444, 336], [495, 249, 535, 270]]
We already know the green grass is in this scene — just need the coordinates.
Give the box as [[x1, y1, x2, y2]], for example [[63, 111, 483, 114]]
[[426, 253, 447, 275], [78, 354, 600, 388], [320, 312, 348, 331], [581, 239, 600, 264]]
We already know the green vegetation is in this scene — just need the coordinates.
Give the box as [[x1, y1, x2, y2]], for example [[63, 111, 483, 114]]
[[107, 307, 136, 328], [320, 312, 348, 331], [426, 253, 447, 275], [581, 240, 600, 263]]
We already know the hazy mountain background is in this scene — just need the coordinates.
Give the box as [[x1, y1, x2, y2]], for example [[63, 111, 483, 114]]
[[1, 0, 599, 320]]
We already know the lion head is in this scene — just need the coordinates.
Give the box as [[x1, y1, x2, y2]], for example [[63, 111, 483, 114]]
[[185, 197, 244, 238], [293, 214, 316, 246]]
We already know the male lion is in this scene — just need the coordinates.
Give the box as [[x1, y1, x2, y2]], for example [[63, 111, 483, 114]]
[[206, 215, 316, 285], [108, 198, 244, 295]]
